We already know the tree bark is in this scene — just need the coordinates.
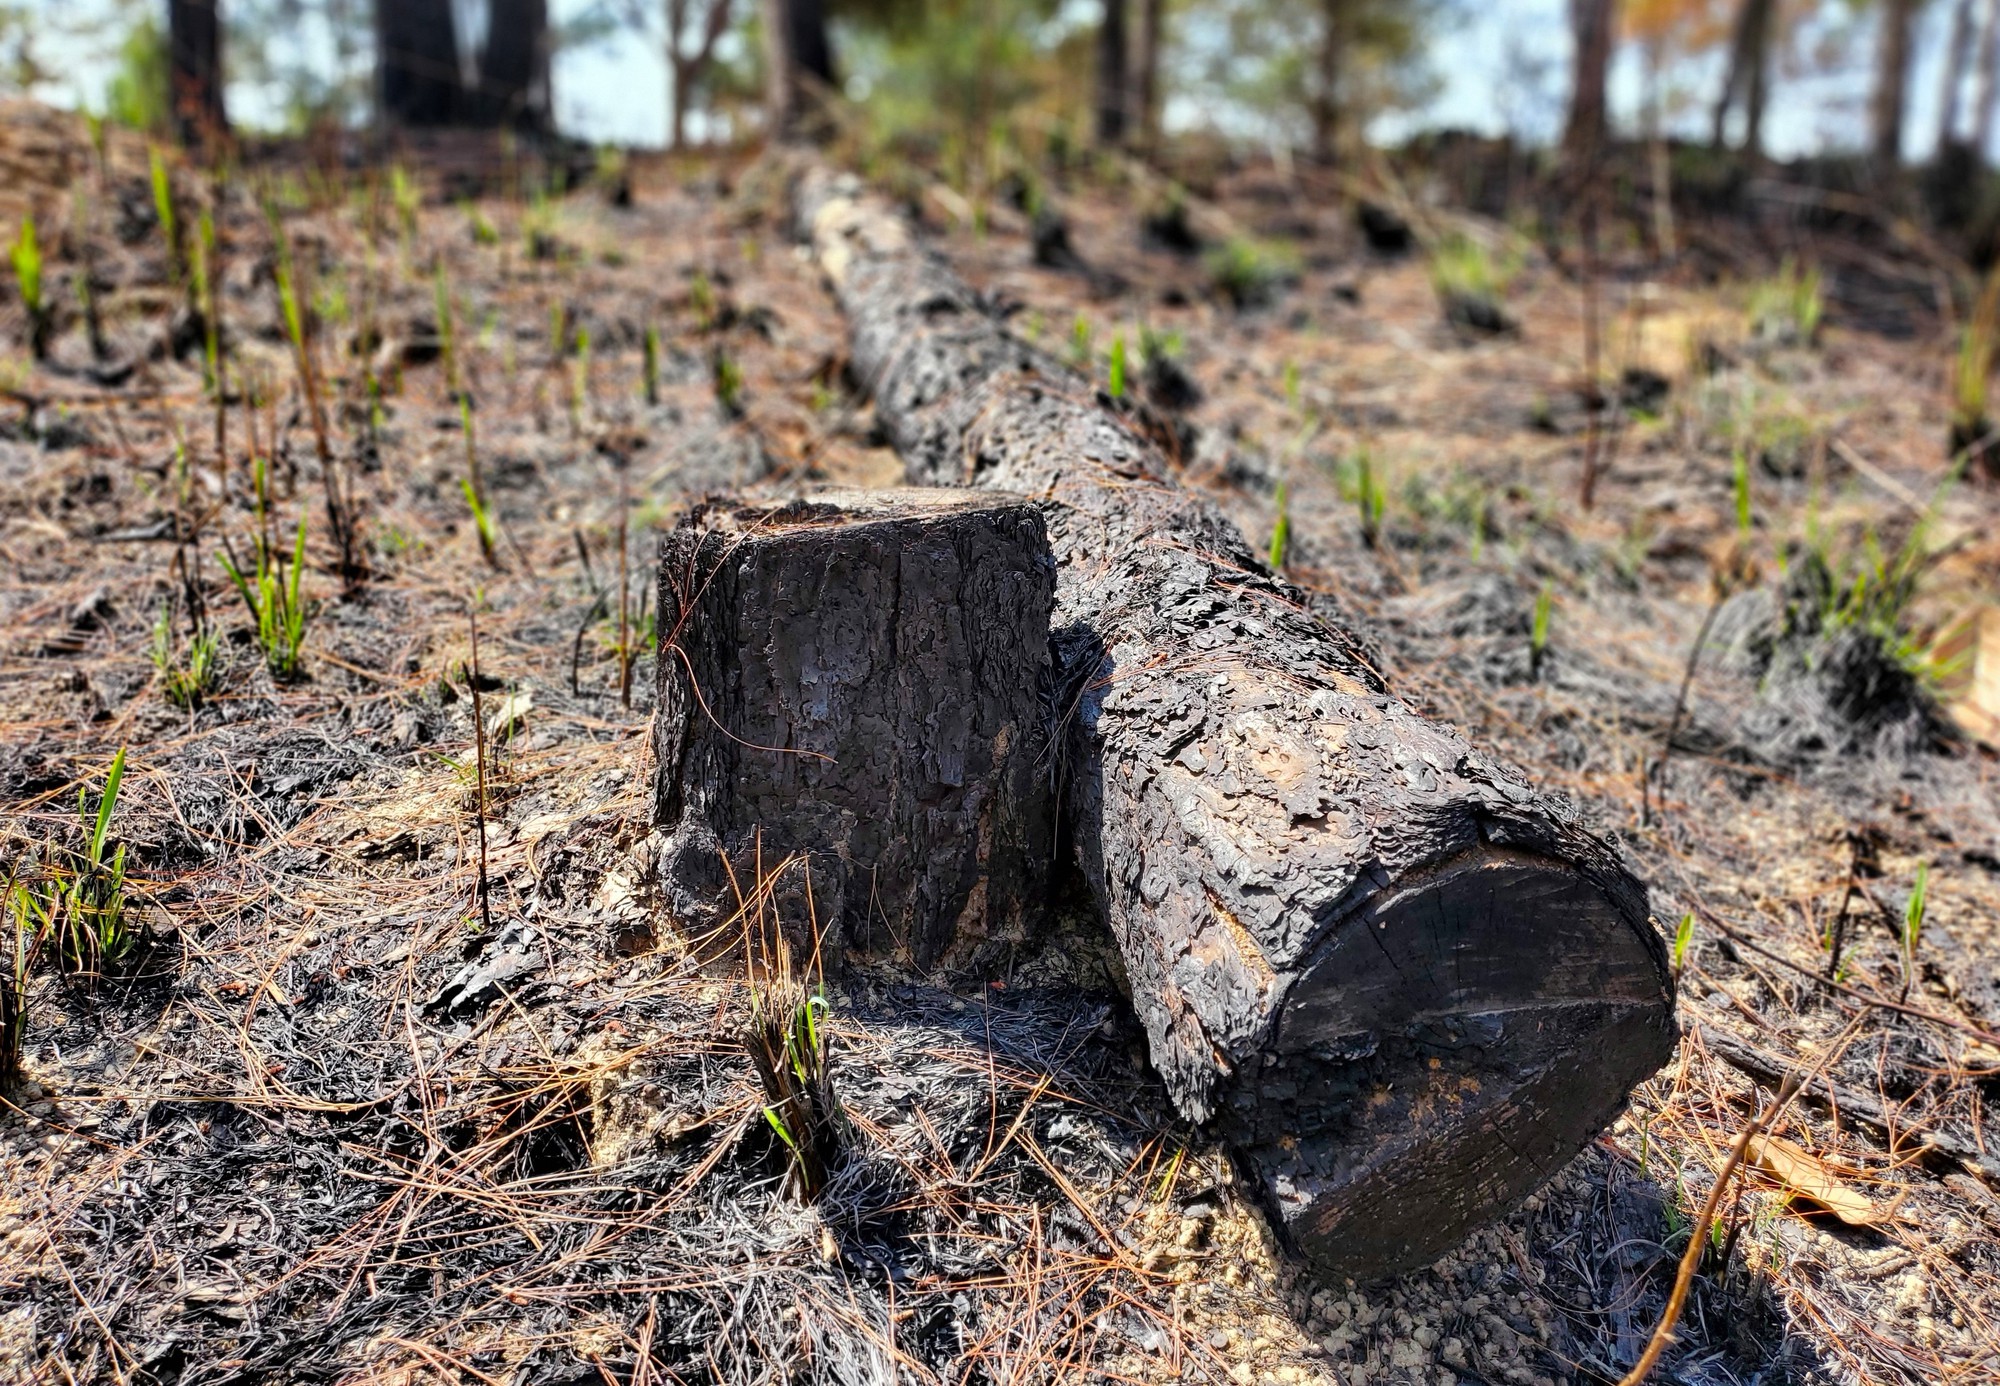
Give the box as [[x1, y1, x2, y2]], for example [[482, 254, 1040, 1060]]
[[1873, 0, 1917, 165], [1564, 0, 1618, 170], [795, 170, 1676, 1279], [1941, 0, 1978, 149], [762, 0, 834, 140], [1310, 0, 1342, 165], [668, 0, 734, 148], [1096, 0, 1129, 147], [1132, 0, 1165, 156], [168, 0, 227, 148], [476, 0, 552, 132], [377, 0, 463, 128], [1710, 0, 1774, 156], [1977, 0, 2000, 159], [653, 490, 1056, 973]]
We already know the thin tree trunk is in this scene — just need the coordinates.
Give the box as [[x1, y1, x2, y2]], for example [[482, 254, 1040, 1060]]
[[1564, 0, 1618, 170], [1872, 0, 1917, 165], [477, 0, 551, 132], [762, 0, 834, 140], [1132, 0, 1165, 155], [1742, 0, 1772, 158], [1710, 0, 1773, 155], [377, 0, 462, 128], [1096, 0, 1129, 146], [1942, 0, 1978, 149], [1311, 0, 1342, 164], [668, 0, 733, 148], [1976, 0, 2000, 158], [168, 0, 227, 147]]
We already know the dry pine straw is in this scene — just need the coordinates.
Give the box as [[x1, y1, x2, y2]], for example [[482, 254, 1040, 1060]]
[[0, 119, 1998, 1384]]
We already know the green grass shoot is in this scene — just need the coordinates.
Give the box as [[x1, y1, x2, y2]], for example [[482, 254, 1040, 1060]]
[[1108, 332, 1127, 400], [434, 263, 460, 399], [460, 396, 497, 567], [643, 325, 661, 406], [151, 602, 221, 709], [1732, 446, 1753, 535], [1901, 861, 1929, 995], [1531, 580, 1554, 674], [10, 215, 44, 357], [1672, 911, 1695, 971], [1268, 481, 1290, 570], [218, 463, 312, 678], [1070, 314, 1092, 371], [150, 145, 179, 283], [11, 749, 137, 979]]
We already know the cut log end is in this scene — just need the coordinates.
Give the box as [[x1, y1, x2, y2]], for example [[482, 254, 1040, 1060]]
[[653, 488, 1057, 973], [1233, 848, 1674, 1279]]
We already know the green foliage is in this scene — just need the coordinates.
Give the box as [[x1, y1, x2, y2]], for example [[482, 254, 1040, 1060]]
[[390, 166, 421, 261], [643, 326, 662, 406], [104, 14, 168, 132], [459, 397, 497, 566], [1672, 912, 1695, 972], [150, 146, 179, 283], [745, 982, 846, 1200], [10, 214, 44, 357], [9, 749, 137, 979], [689, 270, 717, 331], [151, 603, 221, 709], [1352, 449, 1385, 549], [191, 211, 221, 394], [1268, 481, 1290, 570], [464, 201, 500, 247], [1427, 233, 1514, 303], [713, 346, 744, 416], [1, 871, 33, 1086], [1205, 236, 1301, 310], [1746, 258, 1823, 349], [1732, 447, 1754, 536], [1107, 333, 1127, 401], [218, 464, 312, 678], [1068, 314, 1092, 370], [1530, 581, 1554, 674], [1901, 861, 1929, 991], [1793, 469, 1960, 686]]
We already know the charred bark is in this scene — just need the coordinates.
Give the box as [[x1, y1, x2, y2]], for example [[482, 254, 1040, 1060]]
[[1563, 0, 1617, 172], [1873, 0, 1918, 165], [168, 0, 227, 148], [475, 0, 552, 133], [377, 0, 463, 129], [796, 170, 1676, 1279], [654, 490, 1056, 974], [1096, 0, 1130, 147], [763, 0, 835, 140]]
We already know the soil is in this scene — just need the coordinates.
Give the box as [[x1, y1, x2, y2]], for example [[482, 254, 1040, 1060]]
[[4, 102, 2000, 1385]]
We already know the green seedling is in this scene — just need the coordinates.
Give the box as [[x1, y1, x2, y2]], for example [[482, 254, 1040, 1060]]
[[434, 263, 460, 399], [464, 201, 500, 246], [1268, 481, 1290, 571], [689, 270, 716, 330], [150, 602, 221, 709], [713, 346, 743, 418], [10, 215, 46, 359], [1070, 314, 1092, 371], [218, 462, 312, 678], [1672, 911, 1695, 972], [11, 749, 136, 979], [1354, 449, 1386, 549], [1746, 257, 1823, 348], [1, 868, 36, 1087], [1901, 861, 1929, 998], [460, 396, 497, 567], [150, 146, 180, 285], [191, 210, 220, 398], [1530, 581, 1554, 678], [390, 165, 420, 262], [1108, 333, 1127, 401], [1732, 446, 1753, 536], [643, 325, 661, 407], [1206, 236, 1301, 310]]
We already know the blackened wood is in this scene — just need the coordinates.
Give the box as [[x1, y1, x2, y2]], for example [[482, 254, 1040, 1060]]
[[796, 169, 1677, 1280], [168, 0, 227, 147], [653, 489, 1056, 973], [377, 0, 463, 128], [474, 0, 553, 133]]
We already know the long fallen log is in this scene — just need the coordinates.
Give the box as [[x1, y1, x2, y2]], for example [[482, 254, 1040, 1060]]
[[793, 169, 1676, 1279]]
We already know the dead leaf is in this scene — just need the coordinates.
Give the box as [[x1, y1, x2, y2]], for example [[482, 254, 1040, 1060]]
[[1931, 605, 2000, 750], [1747, 1133, 1886, 1227]]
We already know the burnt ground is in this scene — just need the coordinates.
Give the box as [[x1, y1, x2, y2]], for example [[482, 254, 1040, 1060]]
[[3, 101, 2000, 1385]]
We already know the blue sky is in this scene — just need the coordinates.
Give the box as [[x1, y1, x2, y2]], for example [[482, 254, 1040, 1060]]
[[22, 0, 1984, 161]]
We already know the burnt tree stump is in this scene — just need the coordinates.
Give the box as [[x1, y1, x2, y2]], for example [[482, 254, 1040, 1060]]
[[796, 168, 1678, 1280], [653, 489, 1056, 972]]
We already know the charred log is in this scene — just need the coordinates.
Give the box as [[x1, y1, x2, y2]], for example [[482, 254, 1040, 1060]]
[[654, 490, 1056, 974], [794, 168, 1677, 1280]]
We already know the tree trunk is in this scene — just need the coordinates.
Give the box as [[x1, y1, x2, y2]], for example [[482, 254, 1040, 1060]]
[[1132, 0, 1165, 155], [377, 0, 462, 128], [762, 0, 834, 140], [1942, 0, 1978, 149], [1096, 0, 1129, 147], [668, 0, 733, 148], [476, 0, 551, 132], [1564, 0, 1618, 170], [1310, 0, 1341, 165], [1873, 0, 1917, 165], [1977, 0, 2000, 159], [168, 0, 227, 147], [653, 490, 1056, 973], [795, 170, 1676, 1279], [1710, 0, 1774, 156]]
